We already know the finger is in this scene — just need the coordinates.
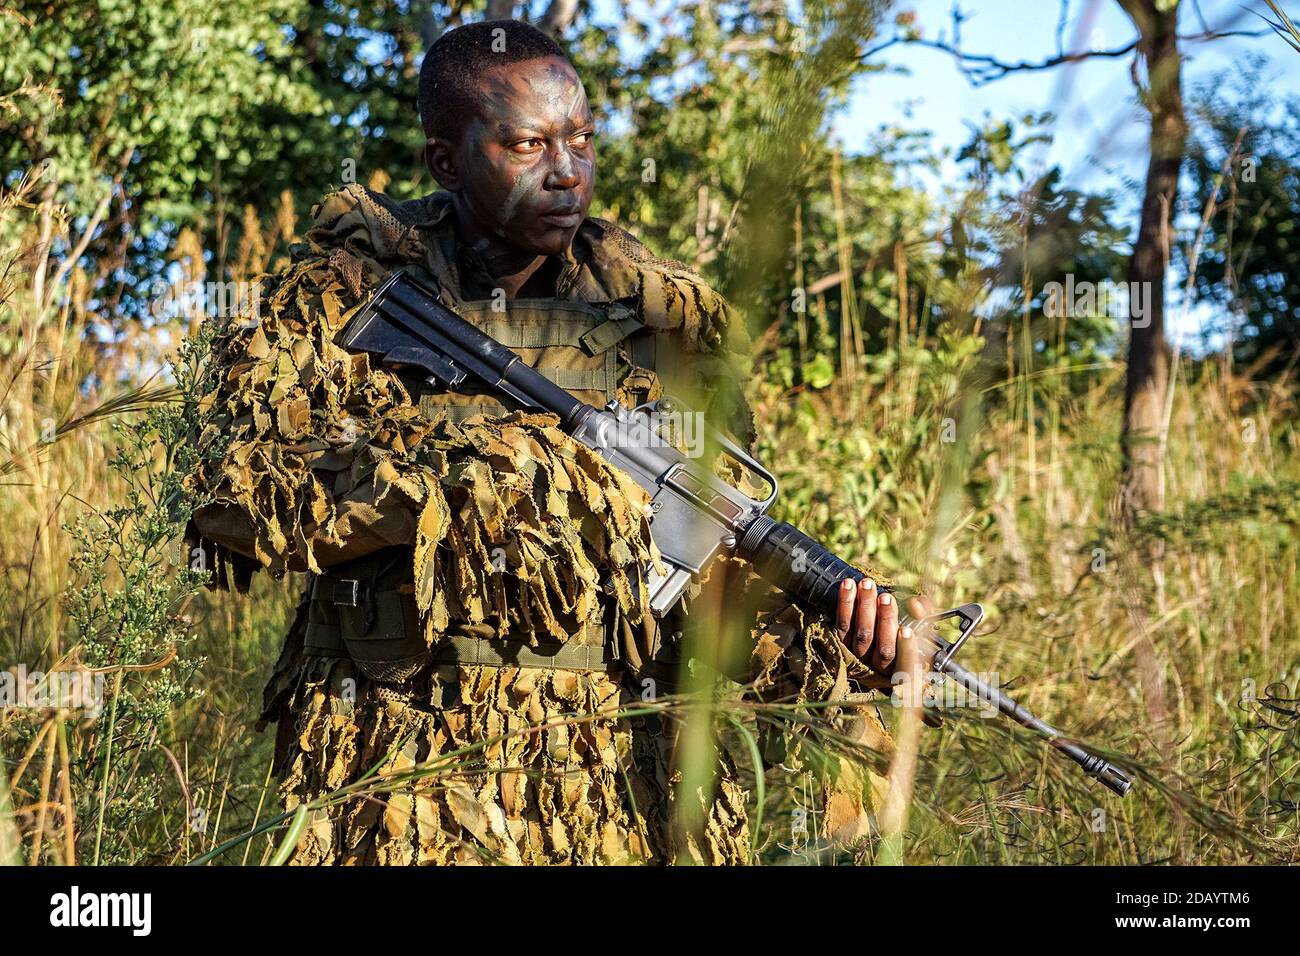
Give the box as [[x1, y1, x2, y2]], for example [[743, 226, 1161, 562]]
[[852, 578, 877, 658], [896, 623, 918, 681], [903, 596, 931, 662], [834, 578, 855, 639], [872, 591, 899, 672], [910, 596, 948, 668]]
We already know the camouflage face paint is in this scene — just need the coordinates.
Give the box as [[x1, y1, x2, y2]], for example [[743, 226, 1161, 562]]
[[451, 56, 596, 267]]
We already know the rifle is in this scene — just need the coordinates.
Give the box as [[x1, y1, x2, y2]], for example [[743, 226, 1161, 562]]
[[340, 269, 1133, 797]]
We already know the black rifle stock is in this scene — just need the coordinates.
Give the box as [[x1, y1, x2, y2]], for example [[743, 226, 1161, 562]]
[[339, 269, 1133, 797]]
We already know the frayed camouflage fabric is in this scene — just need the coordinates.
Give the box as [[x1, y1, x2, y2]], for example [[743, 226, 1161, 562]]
[[409, 413, 658, 643], [266, 599, 750, 865], [188, 246, 426, 577], [187, 186, 747, 578], [266, 599, 886, 864], [749, 598, 896, 845]]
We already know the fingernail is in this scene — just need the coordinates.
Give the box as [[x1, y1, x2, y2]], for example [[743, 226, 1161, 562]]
[[880, 593, 892, 606], [841, 579, 854, 592], [901, 625, 913, 640], [861, 578, 875, 591]]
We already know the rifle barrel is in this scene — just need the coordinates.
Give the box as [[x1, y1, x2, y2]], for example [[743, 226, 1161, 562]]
[[938, 657, 1133, 796]]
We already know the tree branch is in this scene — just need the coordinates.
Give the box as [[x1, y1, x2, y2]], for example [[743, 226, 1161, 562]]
[[861, 28, 1268, 86], [42, 147, 134, 314], [538, 0, 579, 35]]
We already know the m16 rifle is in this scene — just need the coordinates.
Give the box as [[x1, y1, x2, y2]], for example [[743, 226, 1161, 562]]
[[340, 269, 1133, 797]]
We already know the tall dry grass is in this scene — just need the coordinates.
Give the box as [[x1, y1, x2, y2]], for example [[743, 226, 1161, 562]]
[[749, 330, 1299, 863], [0, 157, 296, 864]]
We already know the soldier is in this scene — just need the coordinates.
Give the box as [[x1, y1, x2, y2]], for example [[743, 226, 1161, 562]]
[[187, 18, 923, 864]]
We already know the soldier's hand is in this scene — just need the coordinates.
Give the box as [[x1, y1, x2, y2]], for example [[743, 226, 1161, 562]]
[[832, 577, 932, 674]]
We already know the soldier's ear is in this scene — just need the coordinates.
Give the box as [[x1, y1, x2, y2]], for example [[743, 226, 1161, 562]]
[[426, 137, 461, 191]]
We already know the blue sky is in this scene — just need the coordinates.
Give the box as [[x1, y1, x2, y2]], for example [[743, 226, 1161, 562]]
[[580, 0, 1298, 190]]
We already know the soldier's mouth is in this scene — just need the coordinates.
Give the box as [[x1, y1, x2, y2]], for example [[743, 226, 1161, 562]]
[[539, 210, 583, 228]]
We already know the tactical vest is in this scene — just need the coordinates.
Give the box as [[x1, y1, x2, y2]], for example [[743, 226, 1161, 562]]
[[303, 295, 681, 686], [412, 298, 652, 421]]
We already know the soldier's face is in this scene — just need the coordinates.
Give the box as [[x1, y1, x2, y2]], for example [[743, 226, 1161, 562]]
[[432, 56, 596, 258]]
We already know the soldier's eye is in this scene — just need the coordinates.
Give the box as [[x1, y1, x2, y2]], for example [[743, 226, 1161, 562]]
[[572, 131, 594, 147], [510, 138, 545, 153]]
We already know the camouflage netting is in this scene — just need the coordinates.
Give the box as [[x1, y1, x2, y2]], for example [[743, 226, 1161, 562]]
[[259, 567, 891, 864], [190, 231, 657, 639], [186, 184, 894, 865], [270, 645, 751, 864]]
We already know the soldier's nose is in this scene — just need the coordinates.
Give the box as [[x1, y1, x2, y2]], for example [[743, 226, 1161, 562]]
[[546, 155, 581, 190]]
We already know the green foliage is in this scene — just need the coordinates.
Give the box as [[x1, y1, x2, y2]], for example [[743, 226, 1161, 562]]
[[1131, 476, 1300, 552], [1, 1, 317, 217], [751, 339, 1300, 863], [1187, 61, 1300, 376], [957, 115, 1051, 183], [756, 329, 992, 589], [59, 323, 217, 863], [0, 759, 18, 865], [0, 0, 467, 319]]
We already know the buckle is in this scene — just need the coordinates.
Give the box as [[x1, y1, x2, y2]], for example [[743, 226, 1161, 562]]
[[333, 578, 361, 607]]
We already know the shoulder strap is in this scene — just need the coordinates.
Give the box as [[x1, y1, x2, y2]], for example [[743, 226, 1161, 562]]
[[580, 310, 645, 355]]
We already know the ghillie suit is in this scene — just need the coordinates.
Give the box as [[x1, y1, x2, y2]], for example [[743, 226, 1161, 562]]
[[187, 185, 893, 864]]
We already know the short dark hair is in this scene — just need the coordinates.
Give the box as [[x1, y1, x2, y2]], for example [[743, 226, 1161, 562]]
[[418, 19, 569, 142]]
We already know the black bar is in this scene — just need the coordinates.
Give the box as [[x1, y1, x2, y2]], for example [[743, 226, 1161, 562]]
[[2, 865, 1278, 938]]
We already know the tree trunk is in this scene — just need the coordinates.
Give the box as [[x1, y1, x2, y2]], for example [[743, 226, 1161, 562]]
[[1119, 1, 1184, 519], [538, 0, 580, 34], [1116, 0, 1187, 755]]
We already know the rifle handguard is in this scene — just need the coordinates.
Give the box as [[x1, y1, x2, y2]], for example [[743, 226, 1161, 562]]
[[739, 515, 877, 612]]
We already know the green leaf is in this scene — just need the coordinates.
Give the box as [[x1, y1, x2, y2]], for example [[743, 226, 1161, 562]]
[[804, 353, 836, 389]]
